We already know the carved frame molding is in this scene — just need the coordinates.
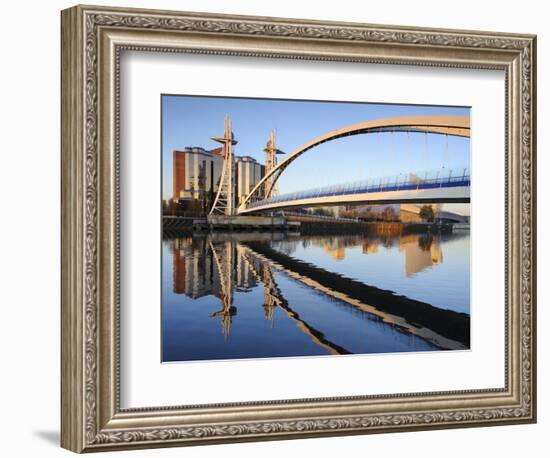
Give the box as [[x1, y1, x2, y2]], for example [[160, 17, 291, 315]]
[[61, 4, 536, 453]]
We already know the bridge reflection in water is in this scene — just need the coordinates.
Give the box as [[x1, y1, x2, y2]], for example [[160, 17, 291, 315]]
[[163, 232, 470, 362]]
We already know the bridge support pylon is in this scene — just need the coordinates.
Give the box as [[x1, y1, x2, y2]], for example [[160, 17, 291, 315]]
[[209, 117, 238, 217], [263, 130, 285, 200]]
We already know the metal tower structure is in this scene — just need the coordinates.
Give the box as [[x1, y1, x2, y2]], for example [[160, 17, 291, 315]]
[[240, 247, 279, 323], [209, 117, 238, 216], [209, 240, 235, 338], [263, 130, 285, 200]]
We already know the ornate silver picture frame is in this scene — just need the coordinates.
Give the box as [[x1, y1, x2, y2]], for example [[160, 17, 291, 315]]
[[61, 4, 536, 453]]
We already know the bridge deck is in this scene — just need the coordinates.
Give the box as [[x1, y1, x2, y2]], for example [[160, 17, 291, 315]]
[[239, 174, 470, 214]]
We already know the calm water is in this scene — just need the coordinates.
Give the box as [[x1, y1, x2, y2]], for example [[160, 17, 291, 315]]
[[162, 231, 470, 362]]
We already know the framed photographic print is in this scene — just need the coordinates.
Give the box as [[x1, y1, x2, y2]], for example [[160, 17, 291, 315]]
[[61, 4, 537, 453]]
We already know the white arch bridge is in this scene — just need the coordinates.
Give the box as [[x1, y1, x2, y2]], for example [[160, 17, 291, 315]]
[[236, 115, 470, 215], [238, 169, 470, 214], [207, 115, 471, 217]]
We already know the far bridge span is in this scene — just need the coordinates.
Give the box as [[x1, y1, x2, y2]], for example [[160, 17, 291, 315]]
[[239, 170, 470, 214]]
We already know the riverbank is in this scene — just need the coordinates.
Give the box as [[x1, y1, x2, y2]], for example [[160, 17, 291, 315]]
[[162, 214, 459, 237]]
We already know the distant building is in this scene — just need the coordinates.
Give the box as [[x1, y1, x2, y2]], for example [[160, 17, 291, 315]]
[[400, 204, 424, 223], [235, 156, 265, 205], [172, 147, 224, 205], [400, 204, 468, 223], [172, 147, 265, 215]]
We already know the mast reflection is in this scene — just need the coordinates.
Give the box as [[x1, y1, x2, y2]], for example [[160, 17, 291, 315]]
[[169, 231, 469, 351]]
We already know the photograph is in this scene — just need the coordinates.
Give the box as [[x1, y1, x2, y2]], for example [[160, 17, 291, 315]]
[[161, 95, 471, 362], [55, 3, 537, 453]]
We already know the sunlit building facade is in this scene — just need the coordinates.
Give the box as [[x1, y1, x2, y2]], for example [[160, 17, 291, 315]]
[[172, 147, 265, 214], [235, 155, 265, 206], [172, 147, 225, 203]]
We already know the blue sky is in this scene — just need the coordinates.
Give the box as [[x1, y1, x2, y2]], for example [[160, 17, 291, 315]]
[[162, 95, 470, 211]]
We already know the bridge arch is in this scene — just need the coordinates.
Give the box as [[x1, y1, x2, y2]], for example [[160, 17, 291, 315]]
[[237, 115, 470, 212]]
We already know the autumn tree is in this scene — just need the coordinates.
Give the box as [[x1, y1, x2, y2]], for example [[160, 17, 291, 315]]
[[419, 205, 435, 222]]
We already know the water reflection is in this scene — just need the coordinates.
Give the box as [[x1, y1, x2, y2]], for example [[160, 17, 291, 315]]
[[163, 231, 470, 362], [286, 233, 444, 277]]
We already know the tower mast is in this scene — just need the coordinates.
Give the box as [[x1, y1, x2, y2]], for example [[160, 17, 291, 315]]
[[208, 117, 238, 216], [263, 130, 285, 200]]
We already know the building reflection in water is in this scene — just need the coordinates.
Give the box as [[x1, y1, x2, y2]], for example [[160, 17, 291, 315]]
[[168, 231, 468, 351], [172, 237, 263, 338], [399, 234, 443, 277], [280, 233, 443, 277]]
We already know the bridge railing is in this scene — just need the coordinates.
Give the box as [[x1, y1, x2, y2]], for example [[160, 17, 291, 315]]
[[247, 168, 470, 209]]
